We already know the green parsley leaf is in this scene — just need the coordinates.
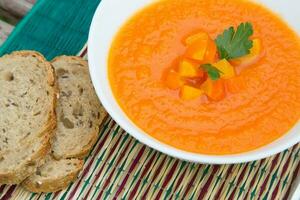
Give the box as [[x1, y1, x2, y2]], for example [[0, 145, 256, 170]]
[[201, 64, 223, 80], [215, 22, 254, 60]]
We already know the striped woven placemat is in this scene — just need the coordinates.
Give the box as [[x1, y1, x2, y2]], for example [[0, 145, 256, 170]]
[[4, 104, 300, 200], [0, 0, 299, 199]]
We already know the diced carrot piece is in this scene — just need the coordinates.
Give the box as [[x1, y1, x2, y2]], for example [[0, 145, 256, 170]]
[[184, 76, 207, 88], [251, 39, 262, 55], [179, 59, 204, 77], [213, 59, 236, 79], [165, 70, 184, 89], [185, 33, 217, 63], [231, 39, 262, 66], [180, 85, 204, 100], [202, 79, 212, 95], [204, 38, 217, 63], [185, 32, 209, 46], [225, 76, 246, 93], [185, 39, 208, 61], [202, 79, 225, 101], [210, 80, 226, 101]]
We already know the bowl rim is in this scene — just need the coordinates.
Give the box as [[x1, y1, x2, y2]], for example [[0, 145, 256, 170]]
[[88, 0, 300, 164]]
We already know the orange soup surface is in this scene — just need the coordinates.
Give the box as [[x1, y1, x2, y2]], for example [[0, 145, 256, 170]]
[[108, 0, 300, 154]]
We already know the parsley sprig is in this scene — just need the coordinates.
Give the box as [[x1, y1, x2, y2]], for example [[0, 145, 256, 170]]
[[215, 22, 254, 60], [201, 22, 254, 80], [201, 64, 223, 81]]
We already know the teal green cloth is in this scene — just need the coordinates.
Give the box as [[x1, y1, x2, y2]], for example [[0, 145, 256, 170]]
[[0, 0, 101, 60]]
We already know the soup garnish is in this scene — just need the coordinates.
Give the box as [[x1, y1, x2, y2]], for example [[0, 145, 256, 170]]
[[165, 22, 261, 101]]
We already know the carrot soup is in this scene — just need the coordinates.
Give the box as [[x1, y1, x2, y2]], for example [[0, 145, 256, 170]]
[[108, 0, 300, 155]]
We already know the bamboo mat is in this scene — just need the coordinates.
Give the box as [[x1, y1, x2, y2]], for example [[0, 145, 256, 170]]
[[0, 0, 299, 199]]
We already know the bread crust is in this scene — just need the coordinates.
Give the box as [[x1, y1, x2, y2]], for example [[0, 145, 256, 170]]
[[22, 159, 83, 193], [0, 51, 57, 184]]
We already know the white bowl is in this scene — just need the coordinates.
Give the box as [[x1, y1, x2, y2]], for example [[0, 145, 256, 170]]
[[88, 0, 300, 164]]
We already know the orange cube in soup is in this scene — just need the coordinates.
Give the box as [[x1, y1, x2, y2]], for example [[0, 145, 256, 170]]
[[184, 75, 207, 88], [231, 39, 262, 66], [180, 85, 204, 100], [179, 59, 204, 78], [185, 31, 209, 45], [185, 39, 208, 61], [213, 59, 235, 79], [204, 38, 217, 63], [202, 79, 213, 96], [251, 39, 262, 55], [185, 32, 217, 63], [202, 79, 225, 101], [165, 70, 184, 89]]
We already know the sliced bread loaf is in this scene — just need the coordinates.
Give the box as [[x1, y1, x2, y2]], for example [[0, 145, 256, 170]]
[[0, 51, 57, 184], [23, 56, 107, 192]]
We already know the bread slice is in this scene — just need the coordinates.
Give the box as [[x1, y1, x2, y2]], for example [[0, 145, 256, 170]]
[[51, 56, 107, 159], [22, 156, 83, 193], [23, 56, 107, 192], [0, 51, 57, 184]]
